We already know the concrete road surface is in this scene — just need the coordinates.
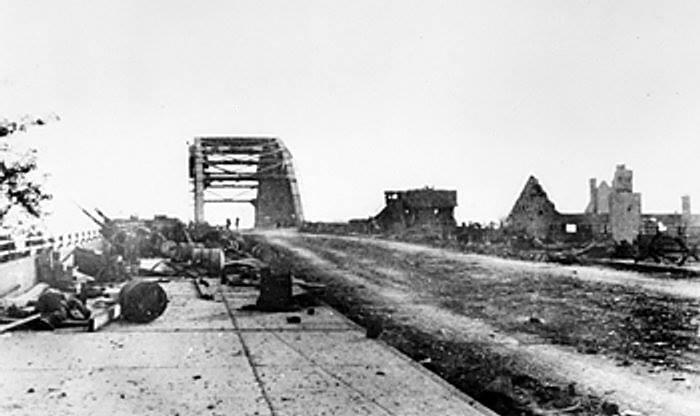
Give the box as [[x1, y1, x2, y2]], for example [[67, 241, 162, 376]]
[[0, 278, 494, 416]]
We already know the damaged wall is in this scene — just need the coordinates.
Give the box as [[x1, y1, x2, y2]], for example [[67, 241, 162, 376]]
[[609, 192, 641, 243], [585, 179, 611, 215], [506, 164, 696, 244], [504, 176, 559, 240], [375, 188, 457, 233]]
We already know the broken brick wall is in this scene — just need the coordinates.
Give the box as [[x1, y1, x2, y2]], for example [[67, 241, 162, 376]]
[[585, 180, 611, 215], [609, 191, 641, 243], [549, 214, 610, 243], [505, 176, 560, 240], [376, 189, 457, 233]]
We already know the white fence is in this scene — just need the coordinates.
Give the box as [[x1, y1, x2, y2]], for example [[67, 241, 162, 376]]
[[0, 229, 102, 262], [0, 229, 103, 297]]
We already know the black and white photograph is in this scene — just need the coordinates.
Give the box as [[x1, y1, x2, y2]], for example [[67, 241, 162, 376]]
[[1, 1, 699, 415]]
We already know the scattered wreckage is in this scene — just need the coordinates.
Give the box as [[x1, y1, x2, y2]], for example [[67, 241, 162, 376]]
[[90, 212, 315, 311], [0, 207, 322, 335], [0, 231, 171, 334]]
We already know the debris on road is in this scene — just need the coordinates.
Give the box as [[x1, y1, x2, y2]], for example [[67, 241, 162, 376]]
[[74, 247, 130, 282], [0, 313, 44, 334], [88, 302, 121, 332], [192, 277, 215, 300], [118, 279, 168, 323], [256, 267, 294, 311]]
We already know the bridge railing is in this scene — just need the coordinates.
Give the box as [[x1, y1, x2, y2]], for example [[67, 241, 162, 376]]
[[0, 229, 102, 263]]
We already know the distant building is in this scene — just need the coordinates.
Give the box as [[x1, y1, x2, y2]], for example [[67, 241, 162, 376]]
[[505, 176, 561, 240], [505, 164, 700, 243], [374, 187, 457, 233]]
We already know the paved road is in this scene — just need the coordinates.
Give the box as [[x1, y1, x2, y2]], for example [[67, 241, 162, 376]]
[[0, 278, 494, 416]]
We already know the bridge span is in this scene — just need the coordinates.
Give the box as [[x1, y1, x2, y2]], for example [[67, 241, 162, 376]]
[[189, 137, 304, 228]]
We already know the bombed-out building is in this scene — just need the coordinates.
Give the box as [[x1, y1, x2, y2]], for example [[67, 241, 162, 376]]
[[505, 164, 700, 243], [301, 187, 458, 235], [374, 188, 457, 233]]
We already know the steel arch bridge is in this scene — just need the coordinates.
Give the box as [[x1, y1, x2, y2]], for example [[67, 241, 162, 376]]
[[189, 137, 303, 228]]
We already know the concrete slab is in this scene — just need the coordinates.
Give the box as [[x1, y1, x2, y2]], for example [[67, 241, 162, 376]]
[[0, 367, 270, 416], [242, 331, 487, 415], [334, 364, 485, 415], [242, 331, 394, 367], [235, 307, 356, 332], [257, 363, 482, 416], [257, 365, 392, 416], [0, 331, 245, 370], [223, 284, 495, 416]]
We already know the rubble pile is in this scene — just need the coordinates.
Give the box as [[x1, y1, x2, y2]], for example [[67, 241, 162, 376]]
[[0, 209, 270, 334], [80, 211, 315, 312]]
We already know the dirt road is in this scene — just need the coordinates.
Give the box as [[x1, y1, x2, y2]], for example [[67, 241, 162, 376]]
[[262, 231, 700, 416]]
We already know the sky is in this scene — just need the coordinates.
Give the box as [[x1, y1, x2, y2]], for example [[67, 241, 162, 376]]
[[2, 1, 700, 232]]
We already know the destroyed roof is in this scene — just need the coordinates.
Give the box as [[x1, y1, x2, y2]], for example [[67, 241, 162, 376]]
[[385, 189, 457, 209], [507, 175, 559, 219]]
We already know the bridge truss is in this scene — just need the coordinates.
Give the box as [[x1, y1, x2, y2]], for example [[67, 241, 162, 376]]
[[189, 137, 303, 228]]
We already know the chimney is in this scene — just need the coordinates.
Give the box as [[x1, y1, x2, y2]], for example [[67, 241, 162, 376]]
[[682, 195, 691, 219], [613, 164, 633, 193], [589, 178, 598, 214]]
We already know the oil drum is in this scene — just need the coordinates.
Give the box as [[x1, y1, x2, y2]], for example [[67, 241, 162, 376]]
[[181, 242, 204, 262], [192, 247, 205, 265], [206, 248, 224, 274], [191, 247, 224, 274]]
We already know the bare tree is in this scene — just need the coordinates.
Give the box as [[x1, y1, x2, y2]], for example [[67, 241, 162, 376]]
[[0, 116, 55, 230]]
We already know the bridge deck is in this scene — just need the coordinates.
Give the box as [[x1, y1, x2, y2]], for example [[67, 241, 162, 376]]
[[0, 279, 495, 416]]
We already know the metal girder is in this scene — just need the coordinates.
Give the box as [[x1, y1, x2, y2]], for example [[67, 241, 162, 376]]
[[201, 146, 266, 155], [203, 199, 256, 204], [199, 137, 274, 146], [205, 184, 258, 189], [205, 159, 259, 166], [204, 174, 290, 182]]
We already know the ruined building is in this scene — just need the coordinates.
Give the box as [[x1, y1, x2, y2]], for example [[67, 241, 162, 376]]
[[506, 164, 700, 243], [374, 188, 457, 233]]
